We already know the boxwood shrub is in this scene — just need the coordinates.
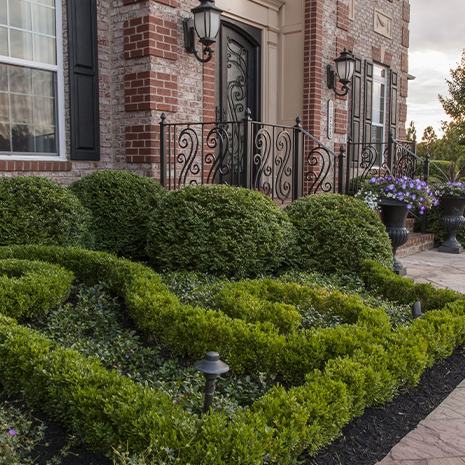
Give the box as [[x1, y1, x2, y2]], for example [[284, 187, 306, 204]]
[[0, 259, 74, 320], [146, 185, 295, 277], [0, 176, 90, 247], [70, 170, 165, 260], [286, 194, 393, 274], [0, 245, 391, 383], [1, 247, 465, 463]]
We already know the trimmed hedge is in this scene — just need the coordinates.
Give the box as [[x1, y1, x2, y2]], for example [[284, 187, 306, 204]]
[[361, 259, 461, 310], [1, 248, 465, 463], [70, 170, 165, 260], [146, 185, 296, 277], [286, 194, 393, 274], [0, 245, 390, 383], [0, 176, 90, 247], [0, 259, 74, 319]]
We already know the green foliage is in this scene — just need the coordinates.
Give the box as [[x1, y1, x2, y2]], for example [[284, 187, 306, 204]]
[[146, 185, 295, 277], [70, 170, 165, 260], [39, 284, 276, 416], [1, 247, 465, 464], [286, 194, 393, 273], [439, 51, 465, 131], [361, 259, 461, 310], [0, 259, 73, 319], [0, 316, 197, 460], [0, 176, 90, 247]]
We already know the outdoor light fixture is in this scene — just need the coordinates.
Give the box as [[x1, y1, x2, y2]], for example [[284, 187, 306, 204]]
[[195, 351, 229, 413], [412, 301, 423, 319], [183, 0, 223, 63], [327, 49, 356, 97]]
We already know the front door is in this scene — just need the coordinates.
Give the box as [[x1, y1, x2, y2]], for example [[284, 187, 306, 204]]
[[215, 20, 261, 186], [217, 19, 261, 122]]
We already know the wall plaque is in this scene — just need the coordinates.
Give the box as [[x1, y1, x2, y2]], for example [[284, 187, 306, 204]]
[[374, 9, 392, 39], [327, 99, 334, 140]]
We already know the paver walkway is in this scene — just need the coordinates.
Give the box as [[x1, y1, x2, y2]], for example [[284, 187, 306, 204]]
[[377, 248, 465, 465], [402, 249, 465, 293]]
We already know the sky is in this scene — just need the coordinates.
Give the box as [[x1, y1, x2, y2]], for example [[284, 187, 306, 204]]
[[407, 0, 465, 139]]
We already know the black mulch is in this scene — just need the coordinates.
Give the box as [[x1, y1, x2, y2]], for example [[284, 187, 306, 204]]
[[303, 346, 465, 465], [31, 415, 111, 465]]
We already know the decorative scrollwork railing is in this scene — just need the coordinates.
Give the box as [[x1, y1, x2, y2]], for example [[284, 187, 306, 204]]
[[346, 133, 429, 194], [159, 112, 342, 203]]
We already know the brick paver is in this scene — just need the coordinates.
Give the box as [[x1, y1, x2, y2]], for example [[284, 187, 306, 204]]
[[377, 249, 465, 465]]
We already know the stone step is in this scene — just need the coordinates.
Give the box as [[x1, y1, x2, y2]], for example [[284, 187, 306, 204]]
[[397, 232, 436, 258], [406, 218, 415, 233]]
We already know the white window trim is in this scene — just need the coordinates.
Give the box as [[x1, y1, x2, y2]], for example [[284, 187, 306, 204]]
[[0, 0, 66, 161], [371, 64, 388, 166]]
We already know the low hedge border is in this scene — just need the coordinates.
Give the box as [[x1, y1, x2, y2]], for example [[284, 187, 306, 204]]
[[0, 259, 74, 319], [0, 245, 392, 383], [361, 259, 462, 310], [1, 293, 465, 463]]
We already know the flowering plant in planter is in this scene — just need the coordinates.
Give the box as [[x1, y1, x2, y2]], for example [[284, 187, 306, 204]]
[[433, 181, 465, 199], [357, 176, 438, 215]]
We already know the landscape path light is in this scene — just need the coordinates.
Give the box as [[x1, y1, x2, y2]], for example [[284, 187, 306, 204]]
[[195, 351, 230, 413]]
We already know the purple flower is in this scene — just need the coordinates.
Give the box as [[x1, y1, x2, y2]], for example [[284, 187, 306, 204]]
[[8, 428, 17, 437]]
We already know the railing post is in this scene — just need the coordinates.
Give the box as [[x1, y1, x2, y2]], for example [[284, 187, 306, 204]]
[[159, 113, 167, 188], [338, 144, 346, 194], [388, 130, 394, 174], [423, 152, 430, 183], [243, 108, 253, 189], [293, 116, 303, 200]]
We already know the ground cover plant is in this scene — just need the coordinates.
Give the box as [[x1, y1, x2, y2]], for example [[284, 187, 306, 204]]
[[0, 245, 465, 465]]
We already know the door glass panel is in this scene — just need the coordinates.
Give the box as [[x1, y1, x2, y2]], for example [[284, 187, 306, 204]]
[[226, 38, 248, 122], [371, 64, 387, 166]]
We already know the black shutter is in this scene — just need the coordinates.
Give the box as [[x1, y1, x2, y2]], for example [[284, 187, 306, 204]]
[[349, 58, 362, 144], [68, 0, 100, 160], [389, 70, 398, 139], [362, 60, 373, 145]]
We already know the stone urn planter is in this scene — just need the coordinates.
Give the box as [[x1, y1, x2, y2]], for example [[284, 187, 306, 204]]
[[438, 196, 465, 254], [380, 199, 409, 275]]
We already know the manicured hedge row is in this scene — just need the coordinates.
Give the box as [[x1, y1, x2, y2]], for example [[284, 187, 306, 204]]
[[0, 245, 390, 383], [2, 297, 465, 464], [361, 259, 461, 310], [0, 259, 74, 319], [1, 248, 465, 463]]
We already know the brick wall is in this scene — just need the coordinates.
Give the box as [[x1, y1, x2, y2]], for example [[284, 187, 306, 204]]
[[0, 0, 409, 184]]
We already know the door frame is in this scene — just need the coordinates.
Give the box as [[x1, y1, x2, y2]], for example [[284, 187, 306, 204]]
[[216, 18, 262, 122]]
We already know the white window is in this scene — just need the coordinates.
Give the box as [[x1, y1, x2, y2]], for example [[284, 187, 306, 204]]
[[371, 64, 387, 166], [0, 0, 65, 159]]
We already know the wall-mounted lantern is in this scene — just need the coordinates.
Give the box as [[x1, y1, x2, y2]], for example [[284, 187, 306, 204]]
[[183, 0, 223, 63], [327, 49, 356, 97]]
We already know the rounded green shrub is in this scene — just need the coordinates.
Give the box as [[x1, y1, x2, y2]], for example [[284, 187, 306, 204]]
[[286, 194, 392, 273], [0, 176, 90, 247], [0, 259, 74, 319], [70, 170, 165, 259], [146, 185, 295, 277]]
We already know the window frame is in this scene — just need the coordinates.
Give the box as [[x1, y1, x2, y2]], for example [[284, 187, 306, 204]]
[[0, 0, 66, 161], [371, 63, 388, 165]]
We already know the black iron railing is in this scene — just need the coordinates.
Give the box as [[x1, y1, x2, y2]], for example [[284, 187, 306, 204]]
[[160, 112, 343, 203], [346, 133, 429, 194]]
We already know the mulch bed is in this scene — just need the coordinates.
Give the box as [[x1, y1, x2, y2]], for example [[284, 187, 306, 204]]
[[304, 346, 465, 465]]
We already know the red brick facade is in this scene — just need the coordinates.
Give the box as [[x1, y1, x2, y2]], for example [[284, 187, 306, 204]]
[[0, 0, 410, 182]]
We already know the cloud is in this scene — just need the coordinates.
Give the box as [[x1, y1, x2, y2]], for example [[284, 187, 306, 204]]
[[407, 0, 464, 138]]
